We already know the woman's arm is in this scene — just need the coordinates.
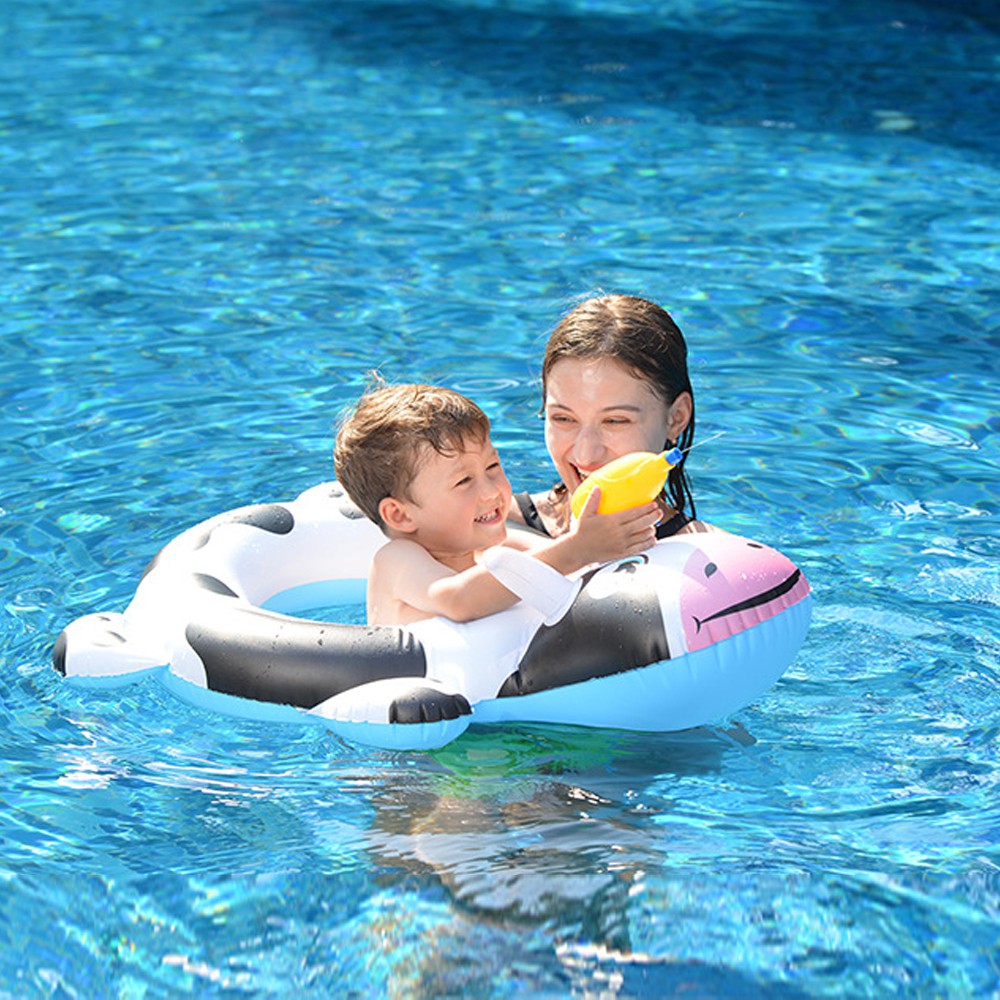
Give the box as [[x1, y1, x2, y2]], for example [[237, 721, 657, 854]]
[[509, 486, 570, 538]]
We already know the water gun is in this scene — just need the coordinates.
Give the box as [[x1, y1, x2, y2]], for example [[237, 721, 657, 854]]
[[571, 447, 684, 518]]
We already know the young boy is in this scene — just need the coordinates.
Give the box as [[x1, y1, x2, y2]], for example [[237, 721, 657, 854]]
[[334, 382, 660, 626]]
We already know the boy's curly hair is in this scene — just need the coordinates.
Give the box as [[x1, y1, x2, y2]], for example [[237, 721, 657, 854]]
[[334, 381, 491, 527]]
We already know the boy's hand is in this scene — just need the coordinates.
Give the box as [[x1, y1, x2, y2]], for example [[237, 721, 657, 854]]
[[523, 488, 661, 577], [569, 487, 660, 563]]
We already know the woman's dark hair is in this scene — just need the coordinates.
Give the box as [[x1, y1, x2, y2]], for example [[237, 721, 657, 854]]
[[542, 294, 697, 518]]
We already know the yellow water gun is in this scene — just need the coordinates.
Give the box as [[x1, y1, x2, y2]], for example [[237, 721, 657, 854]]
[[570, 447, 684, 518]]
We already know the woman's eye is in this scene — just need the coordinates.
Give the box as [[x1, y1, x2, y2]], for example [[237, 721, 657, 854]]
[[548, 413, 574, 425]]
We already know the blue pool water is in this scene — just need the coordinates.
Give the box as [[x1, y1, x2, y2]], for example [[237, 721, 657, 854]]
[[2, 0, 999, 994]]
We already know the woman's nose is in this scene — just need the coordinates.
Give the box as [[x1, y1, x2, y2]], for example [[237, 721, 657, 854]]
[[572, 425, 606, 467]]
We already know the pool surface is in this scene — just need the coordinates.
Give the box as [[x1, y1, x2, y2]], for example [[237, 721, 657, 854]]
[[2, 0, 999, 995]]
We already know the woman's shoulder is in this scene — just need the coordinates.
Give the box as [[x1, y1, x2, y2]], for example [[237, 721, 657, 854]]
[[510, 486, 570, 538], [676, 518, 726, 535], [655, 509, 727, 539]]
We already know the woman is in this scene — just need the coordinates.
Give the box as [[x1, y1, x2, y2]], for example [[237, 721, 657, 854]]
[[511, 294, 714, 538]]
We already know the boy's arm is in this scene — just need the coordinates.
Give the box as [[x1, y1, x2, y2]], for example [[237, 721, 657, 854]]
[[376, 539, 520, 624], [510, 488, 661, 574], [376, 491, 659, 625]]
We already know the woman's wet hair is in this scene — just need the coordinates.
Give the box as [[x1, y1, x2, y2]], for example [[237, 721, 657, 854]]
[[542, 294, 697, 518]]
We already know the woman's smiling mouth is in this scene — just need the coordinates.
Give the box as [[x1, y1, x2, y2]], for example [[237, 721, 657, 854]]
[[570, 464, 600, 488]]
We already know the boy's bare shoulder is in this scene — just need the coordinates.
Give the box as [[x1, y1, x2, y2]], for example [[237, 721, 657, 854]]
[[373, 537, 434, 570]]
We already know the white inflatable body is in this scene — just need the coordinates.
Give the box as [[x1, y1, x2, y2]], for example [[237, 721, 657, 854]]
[[53, 482, 813, 750]]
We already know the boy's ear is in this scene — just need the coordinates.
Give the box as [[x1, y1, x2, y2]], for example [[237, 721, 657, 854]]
[[378, 496, 416, 533]]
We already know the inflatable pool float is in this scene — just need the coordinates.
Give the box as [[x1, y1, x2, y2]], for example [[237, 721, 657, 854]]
[[52, 481, 812, 750]]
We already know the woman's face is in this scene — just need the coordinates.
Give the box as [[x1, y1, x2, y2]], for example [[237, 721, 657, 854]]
[[544, 356, 688, 495]]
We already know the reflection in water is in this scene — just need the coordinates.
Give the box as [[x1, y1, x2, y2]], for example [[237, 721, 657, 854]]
[[360, 723, 757, 990], [557, 945, 813, 999]]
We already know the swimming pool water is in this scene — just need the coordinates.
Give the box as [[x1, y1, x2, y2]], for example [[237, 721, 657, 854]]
[[2, 0, 998, 995]]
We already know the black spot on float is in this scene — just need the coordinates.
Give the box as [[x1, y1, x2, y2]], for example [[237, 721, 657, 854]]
[[504, 563, 669, 696], [52, 630, 67, 675], [139, 504, 296, 583], [191, 574, 240, 598], [705, 562, 718, 577], [192, 505, 295, 549], [326, 482, 364, 518], [338, 497, 367, 520], [139, 550, 166, 585], [187, 607, 428, 708]]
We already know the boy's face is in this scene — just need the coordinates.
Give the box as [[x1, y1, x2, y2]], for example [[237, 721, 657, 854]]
[[396, 435, 512, 559]]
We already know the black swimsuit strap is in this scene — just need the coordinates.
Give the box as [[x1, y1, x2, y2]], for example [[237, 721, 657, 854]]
[[513, 491, 553, 537], [656, 510, 693, 538]]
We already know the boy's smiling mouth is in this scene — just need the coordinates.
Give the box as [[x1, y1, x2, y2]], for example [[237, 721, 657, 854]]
[[474, 507, 503, 524]]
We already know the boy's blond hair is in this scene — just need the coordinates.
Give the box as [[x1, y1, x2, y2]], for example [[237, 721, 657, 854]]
[[334, 382, 492, 527]]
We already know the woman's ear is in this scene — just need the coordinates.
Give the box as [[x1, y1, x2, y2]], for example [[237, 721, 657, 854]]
[[378, 496, 416, 533], [667, 391, 693, 442]]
